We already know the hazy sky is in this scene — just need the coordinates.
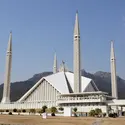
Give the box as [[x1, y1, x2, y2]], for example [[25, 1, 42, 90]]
[[0, 0, 125, 83]]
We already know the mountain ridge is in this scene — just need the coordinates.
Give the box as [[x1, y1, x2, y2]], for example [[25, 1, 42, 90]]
[[0, 70, 125, 102]]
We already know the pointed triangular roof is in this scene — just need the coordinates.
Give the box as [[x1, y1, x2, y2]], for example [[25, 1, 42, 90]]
[[18, 71, 99, 102], [45, 72, 70, 93]]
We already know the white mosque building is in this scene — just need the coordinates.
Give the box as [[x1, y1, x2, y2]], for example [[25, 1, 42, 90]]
[[0, 12, 125, 114]]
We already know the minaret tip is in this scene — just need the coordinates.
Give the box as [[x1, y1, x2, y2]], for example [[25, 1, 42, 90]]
[[74, 10, 80, 36], [7, 32, 12, 52], [110, 40, 115, 60], [111, 40, 113, 46], [111, 40, 114, 44], [111, 40, 114, 50], [53, 52, 57, 73]]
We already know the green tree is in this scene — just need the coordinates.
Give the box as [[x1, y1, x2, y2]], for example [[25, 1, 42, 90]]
[[13, 108, 17, 112], [50, 107, 57, 116], [73, 107, 77, 112], [42, 105, 48, 113], [58, 107, 64, 111], [95, 108, 102, 115], [89, 110, 96, 117], [22, 109, 26, 113], [8, 112, 13, 115], [6, 109, 9, 112], [38, 109, 43, 116], [0, 110, 4, 114], [30, 109, 36, 114]]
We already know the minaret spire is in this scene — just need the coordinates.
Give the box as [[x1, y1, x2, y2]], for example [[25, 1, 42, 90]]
[[53, 52, 58, 73], [74, 11, 81, 93], [110, 40, 118, 99], [74, 11, 80, 36], [61, 60, 65, 72], [1, 32, 12, 103], [7, 31, 12, 52]]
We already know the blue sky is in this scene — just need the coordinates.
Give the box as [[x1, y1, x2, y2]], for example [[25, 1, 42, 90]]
[[0, 0, 125, 83]]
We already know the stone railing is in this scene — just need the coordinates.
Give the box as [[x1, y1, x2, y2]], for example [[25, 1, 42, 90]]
[[57, 96, 106, 104]]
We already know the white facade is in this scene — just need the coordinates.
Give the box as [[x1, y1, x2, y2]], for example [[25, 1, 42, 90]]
[[57, 92, 111, 113], [0, 71, 104, 112], [64, 107, 72, 116]]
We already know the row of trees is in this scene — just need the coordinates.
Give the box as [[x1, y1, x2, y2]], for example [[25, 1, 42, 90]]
[[1, 107, 108, 117], [0, 106, 64, 116], [0, 109, 26, 115]]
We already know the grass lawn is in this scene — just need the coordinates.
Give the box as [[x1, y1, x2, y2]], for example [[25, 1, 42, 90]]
[[0, 115, 125, 125]]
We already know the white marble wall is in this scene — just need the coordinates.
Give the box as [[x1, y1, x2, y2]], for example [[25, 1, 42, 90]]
[[24, 80, 60, 104]]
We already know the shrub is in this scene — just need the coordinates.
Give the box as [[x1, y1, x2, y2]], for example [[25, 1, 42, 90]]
[[22, 109, 26, 113], [95, 108, 102, 115], [122, 111, 125, 116], [38, 110, 43, 115], [103, 113, 106, 117], [51, 112, 55, 116], [114, 113, 118, 118], [51, 107, 57, 113], [30, 109, 36, 114], [42, 105, 47, 110], [0, 110, 4, 112], [13, 108, 17, 112], [17, 110, 21, 115], [0, 110, 4, 114], [89, 109, 102, 117], [109, 113, 113, 117], [6, 109, 9, 112], [73, 107, 77, 112], [74, 113, 77, 117], [58, 107, 64, 111], [108, 113, 118, 118], [50, 107, 57, 116], [89, 110, 96, 117], [8, 112, 12, 115], [42, 105, 48, 113]]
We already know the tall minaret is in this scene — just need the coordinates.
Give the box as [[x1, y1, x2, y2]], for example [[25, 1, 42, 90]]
[[1, 32, 12, 103], [74, 11, 81, 93], [53, 52, 58, 73], [110, 40, 118, 99]]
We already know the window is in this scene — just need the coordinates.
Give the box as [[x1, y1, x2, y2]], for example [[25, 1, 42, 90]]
[[74, 36, 80, 38]]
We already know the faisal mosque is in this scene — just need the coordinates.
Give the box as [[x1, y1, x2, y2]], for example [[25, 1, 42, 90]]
[[0, 12, 125, 115]]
